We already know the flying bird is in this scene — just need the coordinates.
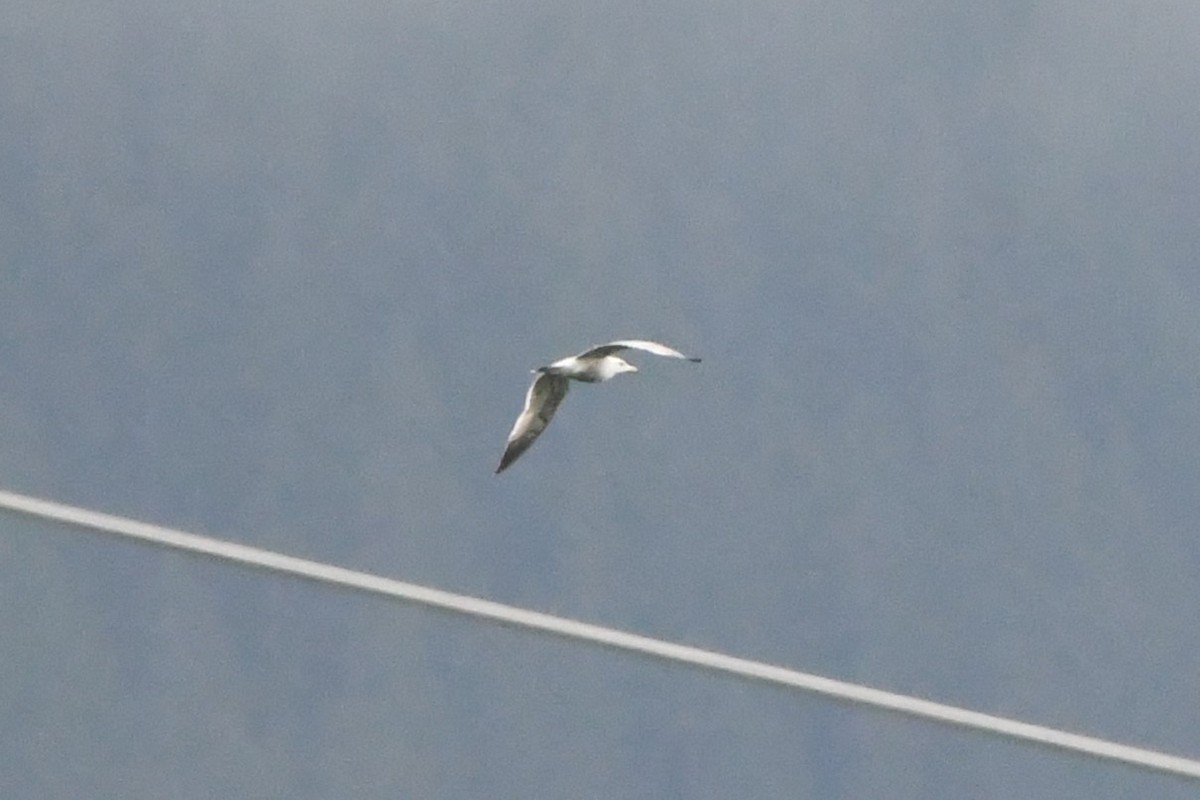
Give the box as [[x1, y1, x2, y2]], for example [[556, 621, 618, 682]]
[[495, 339, 701, 473]]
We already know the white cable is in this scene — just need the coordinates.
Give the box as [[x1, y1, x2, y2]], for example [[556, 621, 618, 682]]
[[2, 488, 1197, 781]]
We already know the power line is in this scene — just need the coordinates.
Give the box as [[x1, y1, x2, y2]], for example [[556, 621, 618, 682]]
[[2, 487, 1197, 782]]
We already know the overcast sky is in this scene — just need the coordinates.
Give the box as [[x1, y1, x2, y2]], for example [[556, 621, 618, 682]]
[[3, 1, 1199, 797]]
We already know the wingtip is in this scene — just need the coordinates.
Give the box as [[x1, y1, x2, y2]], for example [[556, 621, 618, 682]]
[[688, 357, 702, 363]]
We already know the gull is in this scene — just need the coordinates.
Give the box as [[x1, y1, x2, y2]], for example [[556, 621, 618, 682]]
[[495, 339, 701, 473]]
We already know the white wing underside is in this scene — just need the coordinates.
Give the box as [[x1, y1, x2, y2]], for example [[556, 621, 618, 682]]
[[577, 339, 700, 361], [495, 373, 570, 473]]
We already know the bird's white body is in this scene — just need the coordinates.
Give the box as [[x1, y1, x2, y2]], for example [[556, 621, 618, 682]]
[[495, 339, 700, 473], [541, 354, 638, 382]]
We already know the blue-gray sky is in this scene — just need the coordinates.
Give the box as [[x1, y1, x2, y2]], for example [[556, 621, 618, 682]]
[[3, 1, 1199, 797]]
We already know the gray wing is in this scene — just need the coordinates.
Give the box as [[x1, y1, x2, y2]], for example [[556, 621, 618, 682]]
[[577, 339, 702, 362], [495, 373, 570, 473]]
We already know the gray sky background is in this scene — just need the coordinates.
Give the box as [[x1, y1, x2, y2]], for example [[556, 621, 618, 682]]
[[3, 1, 1199, 797]]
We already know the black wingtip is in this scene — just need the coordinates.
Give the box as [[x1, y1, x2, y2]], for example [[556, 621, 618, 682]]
[[688, 357, 702, 363]]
